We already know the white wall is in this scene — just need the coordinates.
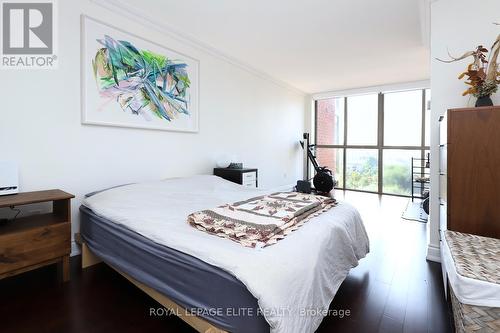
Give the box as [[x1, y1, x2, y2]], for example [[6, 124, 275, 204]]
[[0, 0, 306, 254], [428, 0, 500, 261]]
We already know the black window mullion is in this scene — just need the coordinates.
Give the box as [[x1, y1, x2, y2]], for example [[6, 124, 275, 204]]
[[343, 96, 348, 146], [420, 89, 427, 197], [421, 89, 426, 155], [342, 97, 347, 190], [378, 93, 384, 195], [313, 100, 318, 181]]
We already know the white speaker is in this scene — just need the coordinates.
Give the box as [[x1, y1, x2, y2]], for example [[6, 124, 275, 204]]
[[0, 161, 19, 196]]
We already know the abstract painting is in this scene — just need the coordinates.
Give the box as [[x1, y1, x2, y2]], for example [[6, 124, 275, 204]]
[[81, 16, 199, 132]]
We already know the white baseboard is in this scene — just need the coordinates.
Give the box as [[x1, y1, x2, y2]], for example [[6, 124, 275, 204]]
[[426, 243, 441, 263]]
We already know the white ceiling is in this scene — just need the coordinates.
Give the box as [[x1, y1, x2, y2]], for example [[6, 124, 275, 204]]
[[120, 0, 430, 94]]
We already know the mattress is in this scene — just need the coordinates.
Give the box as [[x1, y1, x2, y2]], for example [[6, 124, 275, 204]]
[[442, 230, 500, 307], [81, 175, 370, 333], [80, 205, 268, 333]]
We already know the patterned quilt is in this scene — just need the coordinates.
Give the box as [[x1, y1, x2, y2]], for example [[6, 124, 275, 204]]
[[188, 192, 337, 248]]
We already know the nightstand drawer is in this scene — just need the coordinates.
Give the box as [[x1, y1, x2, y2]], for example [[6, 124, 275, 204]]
[[242, 172, 256, 182], [243, 180, 257, 187], [0, 222, 71, 275]]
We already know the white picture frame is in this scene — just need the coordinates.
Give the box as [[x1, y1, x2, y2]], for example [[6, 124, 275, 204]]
[[81, 15, 199, 133]]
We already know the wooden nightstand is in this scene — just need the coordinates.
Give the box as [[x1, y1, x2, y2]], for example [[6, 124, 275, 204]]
[[214, 168, 258, 188], [0, 190, 74, 282]]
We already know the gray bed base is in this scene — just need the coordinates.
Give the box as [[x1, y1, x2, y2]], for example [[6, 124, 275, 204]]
[[80, 205, 269, 333]]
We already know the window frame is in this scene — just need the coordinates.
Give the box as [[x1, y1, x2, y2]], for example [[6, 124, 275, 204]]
[[314, 89, 430, 197]]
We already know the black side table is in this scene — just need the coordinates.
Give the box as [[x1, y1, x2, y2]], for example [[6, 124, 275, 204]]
[[214, 168, 258, 188]]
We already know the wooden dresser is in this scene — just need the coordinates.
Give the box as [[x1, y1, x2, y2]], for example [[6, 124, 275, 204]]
[[439, 106, 500, 238], [0, 190, 74, 281]]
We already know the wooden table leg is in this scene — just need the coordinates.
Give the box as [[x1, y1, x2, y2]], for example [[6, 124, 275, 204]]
[[62, 255, 70, 282]]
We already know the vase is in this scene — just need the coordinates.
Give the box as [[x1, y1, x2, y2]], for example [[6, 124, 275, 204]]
[[475, 95, 494, 107]]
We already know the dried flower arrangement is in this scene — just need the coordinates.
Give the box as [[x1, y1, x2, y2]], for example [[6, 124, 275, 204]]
[[437, 25, 500, 107]]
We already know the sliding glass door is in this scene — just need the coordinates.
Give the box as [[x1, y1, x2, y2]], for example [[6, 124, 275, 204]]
[[315, 89, 430, 197]]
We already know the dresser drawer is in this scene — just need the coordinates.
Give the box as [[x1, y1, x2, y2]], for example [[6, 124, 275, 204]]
[[439, 202, 447, 234], [439, 145, 447, 174], [0, 222, 71, 275], [439, 174, 447, 203], [439, 113, 447, 145]]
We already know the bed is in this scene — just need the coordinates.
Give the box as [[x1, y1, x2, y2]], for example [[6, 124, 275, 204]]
[[80, 175, 369, 333]]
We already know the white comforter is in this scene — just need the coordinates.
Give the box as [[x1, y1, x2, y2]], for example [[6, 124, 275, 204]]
[[82, 175, 369, 333]]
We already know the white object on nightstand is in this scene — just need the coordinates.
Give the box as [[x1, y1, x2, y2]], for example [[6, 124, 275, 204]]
[[0, 161, 19, 196]]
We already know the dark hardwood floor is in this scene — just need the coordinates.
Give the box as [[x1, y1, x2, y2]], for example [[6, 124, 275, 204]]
[[316, 192, 453, 333], [0, 191, 453, 333]]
